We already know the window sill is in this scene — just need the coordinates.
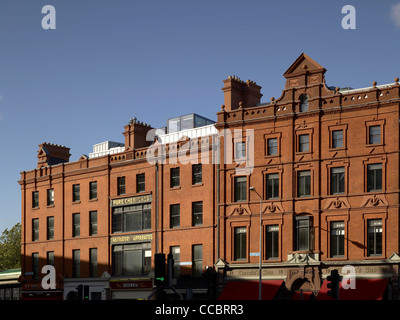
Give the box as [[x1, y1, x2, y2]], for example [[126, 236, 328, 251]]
[[329, 147, 346, 152], [366, 143, 384, 148], [192, 183, 203, 187], [364, 255, 384, 260], [327, 256, 347, 261]]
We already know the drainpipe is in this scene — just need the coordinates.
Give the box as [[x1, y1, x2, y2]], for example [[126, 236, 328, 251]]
[[216, 163, 220, 259], [155, 162, 158, 254]]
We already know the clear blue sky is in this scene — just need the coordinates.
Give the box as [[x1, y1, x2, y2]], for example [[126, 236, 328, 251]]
[[0, 0, 399, 232]]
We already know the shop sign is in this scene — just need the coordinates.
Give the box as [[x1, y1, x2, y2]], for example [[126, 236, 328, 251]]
[[111, 195, 152, 207], [110, 233, 152, 244], [110, 279, 153, 290]]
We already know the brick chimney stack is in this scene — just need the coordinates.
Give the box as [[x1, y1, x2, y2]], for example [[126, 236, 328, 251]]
[[123, 117, 153, 149], [222, 76, 263, 111], [37, 143, 71, 168]]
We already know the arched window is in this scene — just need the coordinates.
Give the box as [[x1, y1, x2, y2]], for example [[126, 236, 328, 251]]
[[300, 94, 309, 112]]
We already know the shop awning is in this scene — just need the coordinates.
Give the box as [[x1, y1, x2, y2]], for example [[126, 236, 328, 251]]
[[217, 280, 283, 300], [316, 278, 389, 300], [291, 290, 314, 300]]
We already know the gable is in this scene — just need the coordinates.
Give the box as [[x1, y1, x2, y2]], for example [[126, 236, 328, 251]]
[[283, 52, 326, 78]]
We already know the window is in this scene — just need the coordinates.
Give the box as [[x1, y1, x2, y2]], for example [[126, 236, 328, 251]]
[[234, 227, 247, 260], [32, 253, 39, 280], [234, 176, 247, 202], [89, 181, 97, 200], [298, 134, 309, 152], [295, 216, 313, 251], [112, 204, 151, 233], [297, 170, 311, 197], [170, 168, 180, 188], [369, 125, 381, 144], [32, 191, 39, 208], [47, 251, 54, 266], [235, 141, 246, 159], [367, 219, 382, 256], [192, 245, 203, 277], [170, 204, 180, 228], [332, 130, 343, 149], [32, 219, 39, 241], [300, 94, 309, 112], [192, 201, 203, 226], [47, 216, 54, 240], [136, 174, 145, 193], [112, 243, 151, 276], [367, 164, 382, 192], [330, 167, 345, 195], [330, 221, 344, 257], [73, 213, 80, 237], [266, 173, 279, 199], [89, 211, 97, 236], [266, 225, 279, 260], [73, 249, 80, 278], [192, 164, 202, 185], [89, 248, 98, 277], [117, 177, 126, 195], [72, 184, 80, 202], [171, 246, 180, 277], [267, 138, 278, 156], [47, 189, 54, 206]]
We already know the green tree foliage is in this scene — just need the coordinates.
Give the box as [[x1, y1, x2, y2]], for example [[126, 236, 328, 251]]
[[0, 223, 21, 271]]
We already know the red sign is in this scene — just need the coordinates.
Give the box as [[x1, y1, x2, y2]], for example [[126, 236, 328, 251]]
[[110, 279, 153, 290]]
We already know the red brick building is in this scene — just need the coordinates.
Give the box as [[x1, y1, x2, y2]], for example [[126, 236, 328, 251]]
[[19, 53, 400, 300]]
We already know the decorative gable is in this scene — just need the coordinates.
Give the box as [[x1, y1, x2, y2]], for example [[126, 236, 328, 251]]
[[283, 53, 327, 90]]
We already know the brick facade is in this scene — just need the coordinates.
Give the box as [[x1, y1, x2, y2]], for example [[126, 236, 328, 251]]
[[19, 53, 400, 299]]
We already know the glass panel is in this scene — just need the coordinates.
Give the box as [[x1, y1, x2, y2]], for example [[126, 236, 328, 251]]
[[367, 164, 382, 192], [299, 134, 309, 152], [143, 210, 151, 230], [124, 250, 142, 275], [112, 212, 122, 233], [168, 117, 180, 133], [234, 176, 247, 202], [181, 115, 194, 130], [266, 225, 279, 259], [300, 95, 309, 112], [267, 138, 278, 155], [369, 125, 381, 144], [332, 130, 343, 148], [297, 171, 311, 197], [234, 227, 246, 260], [266, 173, 279, 199]]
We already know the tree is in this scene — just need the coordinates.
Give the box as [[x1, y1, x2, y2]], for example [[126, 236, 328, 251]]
[[0, 223, 21, 271]]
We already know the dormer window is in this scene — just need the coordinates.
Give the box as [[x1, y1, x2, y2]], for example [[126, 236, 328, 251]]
[[300, 94, 309, 112]]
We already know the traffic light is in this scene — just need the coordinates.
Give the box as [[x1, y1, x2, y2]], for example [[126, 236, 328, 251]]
[[76, 284, 83, 300], [75, 284, 89, 300], [167, 253, 174, 285], [327, 269, 341, 300], [83, 285, 90, 300], [154, 253, 166, 286]]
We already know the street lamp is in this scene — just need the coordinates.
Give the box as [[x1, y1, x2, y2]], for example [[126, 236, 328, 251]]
[[249, 186, 262, 300]]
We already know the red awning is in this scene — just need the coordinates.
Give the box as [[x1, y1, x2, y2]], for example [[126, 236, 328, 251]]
[[291, 290, 314, 300], [217, 280, 283, 300], [316, 278, 389, 300]]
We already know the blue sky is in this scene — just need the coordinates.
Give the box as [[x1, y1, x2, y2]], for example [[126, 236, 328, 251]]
[[0, 0, 399, 232]]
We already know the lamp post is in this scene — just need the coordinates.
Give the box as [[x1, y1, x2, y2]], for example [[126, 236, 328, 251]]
[[249, 186, 262, 300]]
